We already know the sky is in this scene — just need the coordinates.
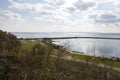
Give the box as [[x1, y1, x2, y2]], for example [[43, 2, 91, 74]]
[[1, 0, 120, 33]]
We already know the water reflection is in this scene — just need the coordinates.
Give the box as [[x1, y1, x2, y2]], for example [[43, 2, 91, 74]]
[[53, 39, 120, 57]]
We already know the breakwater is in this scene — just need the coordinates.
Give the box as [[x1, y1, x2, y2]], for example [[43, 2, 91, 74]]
[[19, 37, 120, 40]]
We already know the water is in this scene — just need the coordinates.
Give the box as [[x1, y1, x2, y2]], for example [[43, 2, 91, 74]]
[[12, 32, 120, 57]]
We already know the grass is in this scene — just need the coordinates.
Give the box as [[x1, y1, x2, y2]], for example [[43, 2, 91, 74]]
[[20, 40, 51, 51], [67, 52, 120, 68], [20, 40, 34, 51], [101, 60, 120, 68]]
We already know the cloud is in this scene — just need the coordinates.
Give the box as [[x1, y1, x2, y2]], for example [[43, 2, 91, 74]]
[[85, 0, 120, 24], [8, 0, 64, 13], [45, 0, 65, 6], [34, 10, 71, 24], [0, 10, 22, 25], [8, 0, 120, 28], [89, 13, 120, 24], [8, 0, 97, 25], [99, 13, 117, 19], [95, 1, 116, 11], [67, 7, 76, 12], [9, 0, 45, 13], [8, 0, 72, 24], [74, 0, 96, 10]]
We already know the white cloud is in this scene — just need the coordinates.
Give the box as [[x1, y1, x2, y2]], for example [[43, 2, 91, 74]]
[[45, 0, 65, 6], [9, 0, 45, 13], [89, 12, 120, 24], [8, 0, 64, 13], [99, 13, 117, 19], [34, 10, 71, 24], [95, 1, 116, 11], [85, 0, 120, 24], [8, 0, 72, 24], [6, 0, 120, 32], [74, 0, 96, 10], [0, 10, 22, 25]]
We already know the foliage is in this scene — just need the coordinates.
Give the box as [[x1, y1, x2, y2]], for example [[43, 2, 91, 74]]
[[0, 30, 20, 54]]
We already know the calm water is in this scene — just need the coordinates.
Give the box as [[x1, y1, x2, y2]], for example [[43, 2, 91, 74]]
[[12, 32, 120, 57]]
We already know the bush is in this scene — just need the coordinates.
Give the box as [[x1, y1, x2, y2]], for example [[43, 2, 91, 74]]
[[0, 30, 20, 54]]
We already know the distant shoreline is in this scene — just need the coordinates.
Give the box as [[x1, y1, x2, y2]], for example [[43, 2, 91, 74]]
[[19, 36, 120, 40]]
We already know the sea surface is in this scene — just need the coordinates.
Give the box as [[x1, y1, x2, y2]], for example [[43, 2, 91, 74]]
[[12, 32, 120, 57]]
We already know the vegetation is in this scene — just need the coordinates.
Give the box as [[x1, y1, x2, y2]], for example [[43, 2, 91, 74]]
[[67, 52, 120, 68], [0, 30, 20, 55], [0, 30, 120, 80]]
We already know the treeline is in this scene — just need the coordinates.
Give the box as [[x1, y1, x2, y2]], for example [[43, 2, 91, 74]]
[[0, 30, 20, 54]]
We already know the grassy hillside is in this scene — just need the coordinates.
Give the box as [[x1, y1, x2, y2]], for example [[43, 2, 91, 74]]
[[0, 30, 120, 80]]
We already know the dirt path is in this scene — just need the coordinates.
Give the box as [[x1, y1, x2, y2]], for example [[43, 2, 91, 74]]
[[63, 55, 120, 72]]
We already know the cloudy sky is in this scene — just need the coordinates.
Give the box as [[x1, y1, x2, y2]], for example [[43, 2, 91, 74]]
[[1, 0, 120, 33]]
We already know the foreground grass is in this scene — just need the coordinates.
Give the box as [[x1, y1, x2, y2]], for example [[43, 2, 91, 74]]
[[1, 55, 120, 80]]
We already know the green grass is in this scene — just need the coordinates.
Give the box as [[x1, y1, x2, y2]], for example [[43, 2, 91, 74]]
[[19, 40, 54, 51], [67, 52, 120, 68], [20, 40, 34, 51], [101, 60, 120, 68], [20, 40, 46, 50]]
